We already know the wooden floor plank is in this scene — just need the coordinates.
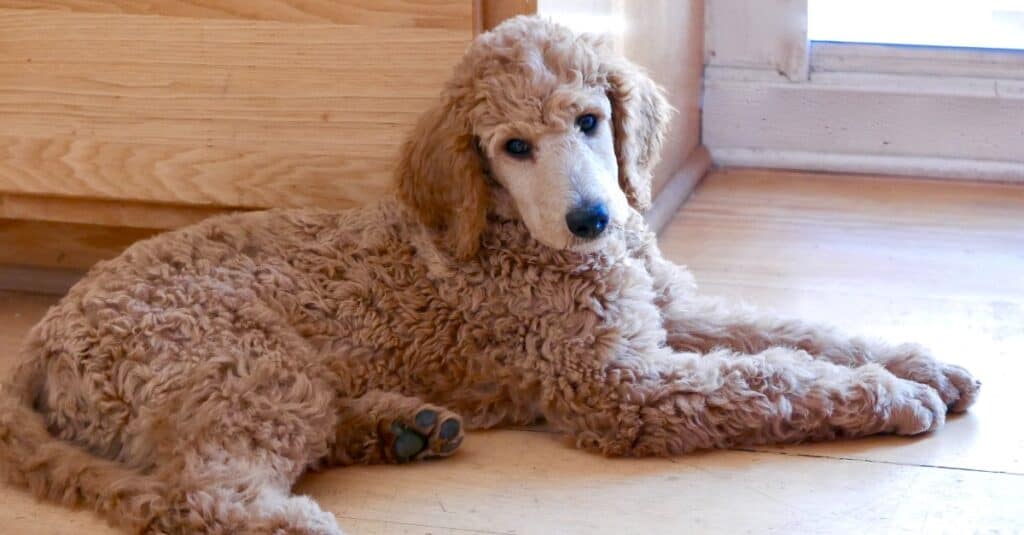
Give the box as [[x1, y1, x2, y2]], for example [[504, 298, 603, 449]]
[[662, 169, 1024, 476], [295, 431, 1024, 535]]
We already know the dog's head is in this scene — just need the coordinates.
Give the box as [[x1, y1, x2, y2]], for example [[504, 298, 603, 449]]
[[396, 16, 670, 258]]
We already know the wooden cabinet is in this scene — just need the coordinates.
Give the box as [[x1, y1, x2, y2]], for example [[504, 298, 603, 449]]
[[1, 2, 473, 214], [0, 1, 705, 288]]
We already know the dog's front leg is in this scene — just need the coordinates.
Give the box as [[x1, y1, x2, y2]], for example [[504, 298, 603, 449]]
[[643, 252, 979, 413], [540, 347, 946, 456], [659, 294, 979, 413]]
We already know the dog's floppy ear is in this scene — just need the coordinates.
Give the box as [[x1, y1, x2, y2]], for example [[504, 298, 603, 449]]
[[395, 95, 489, 259], [602, 53, 671, 211]]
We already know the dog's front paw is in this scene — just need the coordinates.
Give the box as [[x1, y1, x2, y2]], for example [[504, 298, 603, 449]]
[[883, 344, 981, 413], [852, 365, 946, 436], [939, 363, 981, 413], [884, 378, 947, 435]]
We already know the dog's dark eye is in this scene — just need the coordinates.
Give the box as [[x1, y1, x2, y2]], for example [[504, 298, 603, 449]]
[[504, 139, 532, 157], [577, 114, 598, 134]]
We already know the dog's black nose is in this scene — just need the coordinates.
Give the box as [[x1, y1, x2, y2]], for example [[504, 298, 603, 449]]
[[565, 202, 610, 239]]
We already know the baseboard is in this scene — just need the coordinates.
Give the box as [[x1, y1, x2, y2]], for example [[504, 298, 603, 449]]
[[711, 148, 1024, 183], [645, 145, 712, 234], [0, 264, 84, 296]]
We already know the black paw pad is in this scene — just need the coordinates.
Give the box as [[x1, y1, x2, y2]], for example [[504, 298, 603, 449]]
[[391, 424, 426, 460], [439, 419, 461, 440], [440, 439, 461, 453], [415, 409, 438, 428]]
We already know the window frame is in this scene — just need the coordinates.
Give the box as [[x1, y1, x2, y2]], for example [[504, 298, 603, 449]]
[[703, 0, 1024, 182]]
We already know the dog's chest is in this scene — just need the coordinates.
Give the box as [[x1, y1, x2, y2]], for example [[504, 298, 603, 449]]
[[296, 244, 660, 379], [266, 209, 667, 392]]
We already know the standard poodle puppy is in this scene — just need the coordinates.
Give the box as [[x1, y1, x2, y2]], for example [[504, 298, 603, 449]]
[[0, 16, 979, 534]]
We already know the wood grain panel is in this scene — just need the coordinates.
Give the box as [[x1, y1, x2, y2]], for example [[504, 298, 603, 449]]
[[477, 0, 535, 33], [0, 7, 470, 208], [0, 136, 389, 208], [705, 0, 808, 80], [0, 193, 230, 229], [3, 0, 473, 28], [0, 10, 466, 153]]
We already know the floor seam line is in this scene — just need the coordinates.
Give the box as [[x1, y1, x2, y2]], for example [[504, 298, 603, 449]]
[[731, 447, 1024, 476], [333, 515, 512, 535]]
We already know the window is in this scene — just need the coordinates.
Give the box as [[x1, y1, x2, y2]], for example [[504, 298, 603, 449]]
[[809, 0, 1024, 50]]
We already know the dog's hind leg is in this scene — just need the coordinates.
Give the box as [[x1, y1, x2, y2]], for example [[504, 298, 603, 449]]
[[141, 380, 344, 535], [321, 390, 464, 467], [661, 295, 979, 412], [146, 446, 342, 535], [139, 306, 346, 533]]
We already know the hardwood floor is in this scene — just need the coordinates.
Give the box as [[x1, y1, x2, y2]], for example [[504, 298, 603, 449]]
[[0, 169, 1021, 534]]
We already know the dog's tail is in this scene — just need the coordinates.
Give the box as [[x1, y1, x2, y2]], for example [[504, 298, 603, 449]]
[[0, 347, 167, 531]]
